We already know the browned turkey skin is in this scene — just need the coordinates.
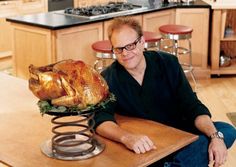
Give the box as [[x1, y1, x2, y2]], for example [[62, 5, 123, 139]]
[[29, 60, 109, 109]]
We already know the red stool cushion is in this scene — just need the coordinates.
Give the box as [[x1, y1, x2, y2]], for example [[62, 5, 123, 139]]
[[143, 31, 162, 42], [92, 40, 113, 54], [159, 24, 193, 34]]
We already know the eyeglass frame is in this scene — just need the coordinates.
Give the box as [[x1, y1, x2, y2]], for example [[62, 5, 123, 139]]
[[111, 36, 142, 54]]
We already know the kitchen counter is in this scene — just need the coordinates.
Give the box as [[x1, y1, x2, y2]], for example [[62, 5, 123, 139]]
[[6, 0, 210, 30]]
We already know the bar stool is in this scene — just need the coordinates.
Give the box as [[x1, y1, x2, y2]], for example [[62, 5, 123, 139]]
[[92, 40, 115, 72], [143, 31, 162, 51], [159, 24, 197, 90]]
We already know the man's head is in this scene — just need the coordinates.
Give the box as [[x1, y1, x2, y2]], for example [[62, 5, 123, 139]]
[[108, 17, 145, 71]]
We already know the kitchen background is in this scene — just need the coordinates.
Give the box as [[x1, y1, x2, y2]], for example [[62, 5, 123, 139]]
[[0, 0, 236, 77]]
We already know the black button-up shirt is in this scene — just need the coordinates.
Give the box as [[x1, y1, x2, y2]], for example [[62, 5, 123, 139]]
[[95, 51, 211, 133]]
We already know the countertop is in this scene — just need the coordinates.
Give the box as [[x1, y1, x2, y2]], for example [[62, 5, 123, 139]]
[[6, 0, 210, 30], [203, 0, 236, 9]]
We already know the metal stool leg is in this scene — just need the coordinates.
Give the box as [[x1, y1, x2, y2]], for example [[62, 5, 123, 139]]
[[187, 38, 197, 91], [174, 39, 178, 56], [172, 38, 197, 91], [156, 41, 160, 51], [172, 39, 175, 55], [190, 70, 197, 91], [94, 53, 116, 73], [160, 39, 173, 53], [94, 59, 103, 73], [145, 41, 160, 51], [94, 53, 106, 73]]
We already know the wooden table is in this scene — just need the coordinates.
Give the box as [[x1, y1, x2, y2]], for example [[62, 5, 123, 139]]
[[0, 73, 198, 167]]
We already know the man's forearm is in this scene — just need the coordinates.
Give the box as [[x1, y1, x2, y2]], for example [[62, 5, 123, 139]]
[[96, 121, 156, 154], [96, 121, 131, 143], [194, 115, 217, 137]]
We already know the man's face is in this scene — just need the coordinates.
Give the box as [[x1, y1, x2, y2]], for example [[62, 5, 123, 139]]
[[110, 25, 145, 70]]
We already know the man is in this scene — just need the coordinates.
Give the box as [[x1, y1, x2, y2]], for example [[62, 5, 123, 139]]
[[94, 17, 236, 167]]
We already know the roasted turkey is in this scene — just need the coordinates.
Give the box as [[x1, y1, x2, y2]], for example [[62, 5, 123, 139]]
[[29, 60, 109, 109]]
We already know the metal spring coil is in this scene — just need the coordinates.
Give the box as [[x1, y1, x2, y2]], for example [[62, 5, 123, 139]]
[[51, 112, 96, 157]]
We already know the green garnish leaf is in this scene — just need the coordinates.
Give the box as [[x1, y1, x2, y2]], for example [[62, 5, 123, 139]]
[[37, 93, 116, 116]]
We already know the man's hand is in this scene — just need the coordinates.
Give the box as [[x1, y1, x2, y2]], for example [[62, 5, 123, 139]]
[[208, 138, 227, 167], [121, 134, 157, 154], [96, 121, 156, 154], [194, 115, 228, 166]]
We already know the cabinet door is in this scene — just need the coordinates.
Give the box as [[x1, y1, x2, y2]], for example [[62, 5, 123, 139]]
[[19, 0, 46, 15], [0, 0, 19, 52], [0, 18, 13, 53], [0, 1, 19, 17], [12, 23, 54, 79], [0, 1, 20, 70], [175, 8, 209, 69], [103, 15, 143, 40], [56, 22, 103, 66], [142, 9, 175, 34]]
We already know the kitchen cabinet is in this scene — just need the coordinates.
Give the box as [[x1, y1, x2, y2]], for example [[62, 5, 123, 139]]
[[11, 22, 103, 79], [20, 0, 46, 15], [0, 0, 20, 52], [175, 8, 210, 77], [0, 0, 20, 70], [211, 9, 236, 75], [142, 9, 175, 34], [0, 18, 13, 70], [56, 22, 103, 65], [0, 18, 15, 53], [12, 23, 54, 78], [0, 1, 19, 18], [0, 0, 46, 71]]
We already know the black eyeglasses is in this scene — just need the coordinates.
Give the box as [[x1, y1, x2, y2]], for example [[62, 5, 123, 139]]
[[112, 36, 141, 54]]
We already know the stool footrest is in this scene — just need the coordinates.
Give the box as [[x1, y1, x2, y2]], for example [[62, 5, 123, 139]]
[[182, 66, 194, 73], [161, 46, 191, 55], [177, 47, 191, 55]]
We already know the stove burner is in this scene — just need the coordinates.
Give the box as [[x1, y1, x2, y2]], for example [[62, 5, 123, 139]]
[[64, 2, 137, 17]]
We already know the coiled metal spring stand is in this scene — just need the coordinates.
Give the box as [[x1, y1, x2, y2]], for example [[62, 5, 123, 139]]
[[41, 111, 105, 160]]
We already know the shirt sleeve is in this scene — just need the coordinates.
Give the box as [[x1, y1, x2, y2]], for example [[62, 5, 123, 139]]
[[93, 100, 117, 130], [174, 60, 212, 125], [93, 68, 117, 130]]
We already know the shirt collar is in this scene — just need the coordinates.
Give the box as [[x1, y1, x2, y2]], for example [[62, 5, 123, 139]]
[[115, 51, 162, 84]]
